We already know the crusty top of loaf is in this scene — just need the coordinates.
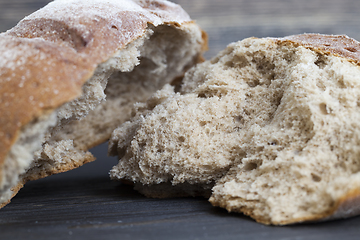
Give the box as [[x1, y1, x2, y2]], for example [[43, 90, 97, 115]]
[[0, 0, 195, 181], [278, 34, 360, 64]]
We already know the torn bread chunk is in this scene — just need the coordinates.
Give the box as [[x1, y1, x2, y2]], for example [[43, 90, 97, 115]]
[[109, 34, 360, 224], [0, 0, 206, 208]]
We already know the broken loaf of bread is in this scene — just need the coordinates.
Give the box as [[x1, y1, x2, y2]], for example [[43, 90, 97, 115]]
[[0, 0, 206, 208], [109, 34, 360, 225]]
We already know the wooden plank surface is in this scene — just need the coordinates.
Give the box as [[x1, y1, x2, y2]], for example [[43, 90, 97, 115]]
[[1, 0, 360, 239]]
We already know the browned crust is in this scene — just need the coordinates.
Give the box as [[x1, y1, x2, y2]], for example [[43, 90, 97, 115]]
[[0, 152, 94, 208], [200, 29, 209, 53], [275, 33, 360, 65], [22, 152, 96, 183], [1, 151, 95, 208], [0, 182, 25, 209], [0, 0, 198, 185]]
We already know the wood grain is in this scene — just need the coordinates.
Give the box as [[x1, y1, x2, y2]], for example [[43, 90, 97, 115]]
[[1, 0, 360, 239]]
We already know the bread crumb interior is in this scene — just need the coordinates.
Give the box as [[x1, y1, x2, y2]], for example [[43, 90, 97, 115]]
[[109, 37, 360, 224], [1, 23, 202, 206]]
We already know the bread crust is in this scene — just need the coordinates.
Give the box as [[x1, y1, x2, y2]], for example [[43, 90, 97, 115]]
[[0, 0, 203, 192], [277, 34, 360, 65], [0, 151, 95, 209]]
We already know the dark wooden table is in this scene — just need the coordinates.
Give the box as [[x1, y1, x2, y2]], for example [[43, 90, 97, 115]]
[[1, 0, 360, 239]]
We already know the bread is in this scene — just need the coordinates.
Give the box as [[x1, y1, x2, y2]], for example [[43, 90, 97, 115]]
[[109, 34, 360, 224], [0, 0, 207, 208]]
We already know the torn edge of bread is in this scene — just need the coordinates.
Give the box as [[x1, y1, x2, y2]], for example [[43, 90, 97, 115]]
[[0, 0, 207, 208], [109, 34, 360, 225]]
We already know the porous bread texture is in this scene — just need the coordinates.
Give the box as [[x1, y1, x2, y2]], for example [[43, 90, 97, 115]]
[[0, 0, 205, 208], [109, 83, 236, 197], [0, 24, 203, 207], [22, 23, 203, 183], [109, 35, 360, 224], [49, 23, 204, 152]]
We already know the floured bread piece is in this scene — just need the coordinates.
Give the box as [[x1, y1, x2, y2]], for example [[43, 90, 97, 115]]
[[109, 34, 360, 224], [0, 0, 206, 208]]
